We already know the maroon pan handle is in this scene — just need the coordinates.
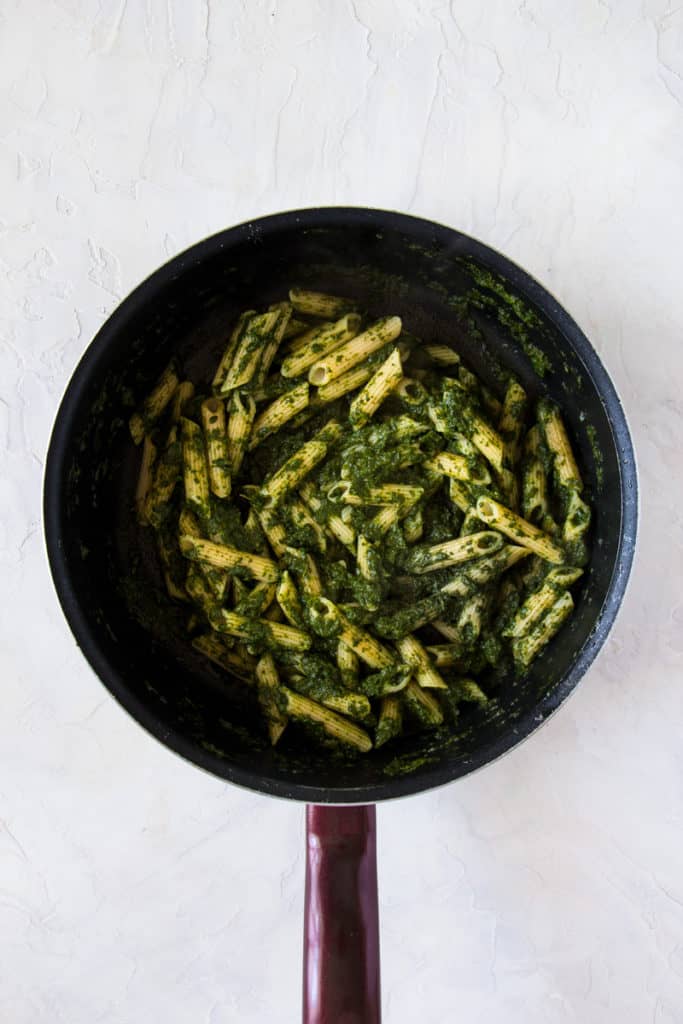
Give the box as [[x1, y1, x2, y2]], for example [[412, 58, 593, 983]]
[[303, 804, 381, 1024]]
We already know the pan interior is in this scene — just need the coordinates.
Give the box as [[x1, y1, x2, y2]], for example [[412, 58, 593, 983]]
[[47, 211, 635, 802]]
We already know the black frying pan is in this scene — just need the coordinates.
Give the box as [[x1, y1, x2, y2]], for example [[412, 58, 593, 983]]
[[43, 208, 637, 1022]]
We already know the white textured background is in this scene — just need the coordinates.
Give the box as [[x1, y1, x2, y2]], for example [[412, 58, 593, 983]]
[[1, 1, 682, 1021]]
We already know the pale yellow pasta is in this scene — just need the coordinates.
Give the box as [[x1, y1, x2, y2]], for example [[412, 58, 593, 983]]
[[259, 420, 342, 508], [459, 507, 482, 537], [280, 313, 362, 378], [288, 498, 327, 553], [212, 310, 256, 391], [299, 482, 356, 549], [285, 319, 334, 352], [135, 434, 157, 524], [448, 478, 472, 513], [431, 619, 460, 642], [512, 591, 574, 666], [370, 505, 401, 536], [475, 496, 564, 563], [234, 581, 277, 617], [349, 347, 403, 428], [289, 287, 356, 319], [258, 507, 288, 558], [255, 653, 288, 745], [308, 316, 402, 386], [423, 343, 460, 366], [179, 535, 280, 583], [337, 641, 360, 690], [402, 681, 444, 725], [192, 633, 256, 684], [356, 534, 376, 581], [504, 567, 583, 638], [281, 687, 372, 751], [540, 403, 582, 491], [129, 362, 179, 444], [282, 315, 312, 341], [425, 644, 462, 668], [563, 488, 591, 543], [495, 466, 520, 511], [398, 370, 429, 400], [263, 601, 285, 623], [316, 362, 374, 403], [522, 425, 548, 524], [220, 310, 280, 392], [181, 417, 211, 519], [456, 592, 488, 642], [406, 531, 503, 574], [322, 692, 372, 722], [427, 401, 450, 435], [256, 301, 292, 384], [176, 510, 229, 603], [287, 548, 323, 597], [201, 398, 231, 499], [170, 380, 195, 423], [276, 570, 304, 627], [179, 507, 201, 538], [403, 506, 424, 543], [375, 696, 403, 747], [309, 598, 394, 669], [395, 634, 448, 690], [248, 382, 310, 450], [329, 481, 423, 508], [209, 607, 311, 651], [440, 544, 531, 596], [424, 451, 490, 486], [227, 391, 257, 475], [469, 414, 506, 472], [185, 563, 217, 613]]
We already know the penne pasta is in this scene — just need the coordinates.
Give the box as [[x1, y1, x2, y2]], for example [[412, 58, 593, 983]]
[[227, 391, 257, 475], [137, 289, 591, 755], [212, 310, 256, 392], [170, 380, 195, 423], [129, 362, 179, 444], [201, 398, 231, 499], [192, 633, 256, 684], [375, 695, 403, 747], [220, 310, 280, 392], [475, 496, 565, 563], [209, 607, 311, 651], [255, 653, 288, 745], [308, 317, 402, 386], [181, 417, 211, 519], [512, 591, 574, 666], [405, 531, 503, 574], [349, 348, 403, 428], [395, 634, 448, 690], [248, 382, 310, 449], [539, 401, 583, 492], [280, 313, 362, 378], [282, 687, 372, 751], [276, 571, 305, 627], [179, 535, 280, 582], [289, 287, 356, 319], [259, 420, 343, 508]]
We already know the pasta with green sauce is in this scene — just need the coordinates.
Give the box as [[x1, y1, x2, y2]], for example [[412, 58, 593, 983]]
[[130, 288, 591, 754]]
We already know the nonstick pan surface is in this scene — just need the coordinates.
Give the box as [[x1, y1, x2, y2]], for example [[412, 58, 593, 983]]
[[43, 208, 637, 803]]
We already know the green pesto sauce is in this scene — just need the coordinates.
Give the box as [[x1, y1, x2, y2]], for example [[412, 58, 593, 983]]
[[585, 423, 604, 487]]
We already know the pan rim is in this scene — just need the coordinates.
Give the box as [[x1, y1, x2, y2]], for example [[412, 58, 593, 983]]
[[43, 206, 638, 804]]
